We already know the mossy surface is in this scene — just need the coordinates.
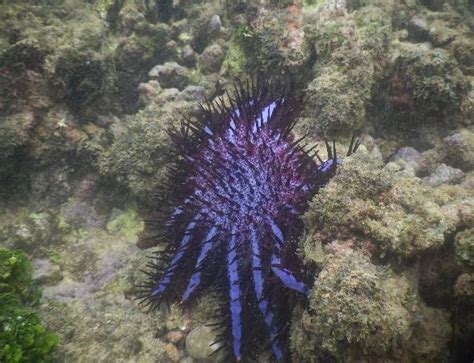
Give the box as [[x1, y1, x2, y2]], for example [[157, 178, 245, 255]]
[[295, 251, 412, 360], [304, 153, 465, 259], [298, 5, 390, 137], [0, 249, 58, 363], [106, 208, 144, 240]]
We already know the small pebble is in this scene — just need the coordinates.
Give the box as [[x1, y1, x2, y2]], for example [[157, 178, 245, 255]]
[[185, 325, 221, 360], [164, 343, 181, 362], [164, 330, 185, 344], [209, 14, 222, 34]]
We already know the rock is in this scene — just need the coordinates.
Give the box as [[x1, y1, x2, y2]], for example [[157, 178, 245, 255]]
[[408, 15, 430, 41], [426, 18, 457, 47], [30, 162, 75, 205], [75, 175, 98, 201], [138, 80, 163, 106], [185, 325, 222, 360], [409, 303, 452, 360], [8, 212, 60, 252], [182, 45, 197, 66], [198, 43, 225, 74], [60, 199, 105, 229], [178, 86, 207, 102], [156, 88, 180, 104], [164, 330, 185, 344], [164, 342, 181, 362], [368, 144, 383, 163], [455, 228, 474, 270], [320, 0, 346, 12], [0, 111, 36, 160], [455, 273, 474, 304], [166, 40, 180, 60], [423, 163, 465, 187], [32, 258, 62, 285], [148, 62, 191, 90], [384, 159, 417, 177], [42, 280, 91, 302], [443, 129, 474, 171], [209, 15, 222, 34], [108, 117, 128, 140], [392, 146, 426, 173]]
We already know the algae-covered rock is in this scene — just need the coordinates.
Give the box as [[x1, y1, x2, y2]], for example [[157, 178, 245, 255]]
[[451, 36, 474, 76], [97, 103, 184, 200], [455, 228, 474, 270], [0, 112, 36, 160], [423, 163, 465, 186], [98, 56, 204, 202], [1, 212, 62, 255], [442, 128, 474, 171], [106, 208, 144, 240], [299, 6, 387, 137], [409, 302, 452, 361], [59, 199, 105, 230], [185, 325, 223, 361], [354, 6, 392, 58], [148, 62, 192, 90], [384, 45, 469, 125], [298, 65, 370, 137], [304, 153, 460, 259], [198, 42, 226, 74], [223, 7, 303, 76], [292, 250, 412, 361]]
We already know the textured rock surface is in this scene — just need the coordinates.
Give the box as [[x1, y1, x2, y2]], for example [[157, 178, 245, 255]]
[[185, 326, 222, 360], [0, 0, 473, 362]]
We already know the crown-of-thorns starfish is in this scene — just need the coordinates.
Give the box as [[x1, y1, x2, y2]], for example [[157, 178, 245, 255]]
[[138, 79, 360, 362]]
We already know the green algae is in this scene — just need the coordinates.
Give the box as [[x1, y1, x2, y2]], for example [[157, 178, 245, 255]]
[[0, 249, 58, 363], [106, 209, 144, 241]]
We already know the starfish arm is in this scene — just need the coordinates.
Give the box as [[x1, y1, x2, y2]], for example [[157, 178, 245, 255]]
[[251, 229, 284, 361], [181, 226, 218, 302], [271, 254, 310, 296], [227, 233, 242, 361], [151, 217, 198, 297]]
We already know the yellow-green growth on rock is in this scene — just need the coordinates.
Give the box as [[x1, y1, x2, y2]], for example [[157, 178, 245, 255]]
[[292, 250, 412, 361], [304, 153, 468, 259]]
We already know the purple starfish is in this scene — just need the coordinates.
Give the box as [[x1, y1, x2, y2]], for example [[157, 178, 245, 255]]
[[139, 80, 360, 362]]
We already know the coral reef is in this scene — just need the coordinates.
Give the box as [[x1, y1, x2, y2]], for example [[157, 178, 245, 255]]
[[384, 46, 469, 124], [304, 152, 470, 259], [295, 145, 473, 361], [0, 0, 472, 361]]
